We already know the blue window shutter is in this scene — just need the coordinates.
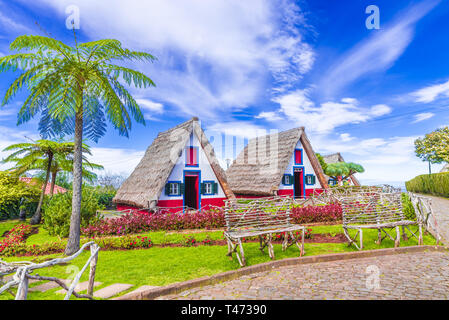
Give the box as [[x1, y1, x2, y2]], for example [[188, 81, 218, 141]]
[[179, 183, 185, 195], [165, 183, 170, 195], [213, 182, 218, 194]]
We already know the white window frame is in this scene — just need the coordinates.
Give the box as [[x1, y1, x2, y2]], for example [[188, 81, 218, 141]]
[[169, 183, 179, 195]]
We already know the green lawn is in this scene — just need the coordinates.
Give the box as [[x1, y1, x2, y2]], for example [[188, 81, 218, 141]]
[[0, 220, 437, 300]]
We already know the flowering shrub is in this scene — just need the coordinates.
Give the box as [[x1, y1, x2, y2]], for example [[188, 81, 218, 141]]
[[184, 235, 197, 246], [82, 204, 342, 237], [201, 235, 212, 245], [0, 224, 33, 256], [82, 207, 225, 237], [290, 203, 342, 224]]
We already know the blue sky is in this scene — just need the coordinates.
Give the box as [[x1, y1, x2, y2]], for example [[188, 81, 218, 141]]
[[1, 0, 449, 187]]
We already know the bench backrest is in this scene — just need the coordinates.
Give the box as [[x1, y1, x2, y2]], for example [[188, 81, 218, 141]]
[[339, 192, 406, 226], [224, 196, 293, 232]]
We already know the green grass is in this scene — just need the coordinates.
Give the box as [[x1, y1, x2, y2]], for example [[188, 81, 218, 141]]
[[0, 220, 437, 300]]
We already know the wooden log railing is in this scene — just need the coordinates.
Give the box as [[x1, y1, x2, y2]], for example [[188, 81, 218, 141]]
[[0, 242, 100, 300]]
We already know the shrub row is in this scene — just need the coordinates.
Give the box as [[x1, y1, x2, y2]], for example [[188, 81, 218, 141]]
[[405, 172, 449, 198], [82, 204, 342, 237]]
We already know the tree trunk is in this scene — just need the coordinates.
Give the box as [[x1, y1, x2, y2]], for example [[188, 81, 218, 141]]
[[30, 154, 53, 225], [65, 111, 83, 255], [50, 171, 57, 196]]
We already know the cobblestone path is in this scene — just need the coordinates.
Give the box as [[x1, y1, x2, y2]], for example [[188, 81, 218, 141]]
[[158, 251, 449, 300]]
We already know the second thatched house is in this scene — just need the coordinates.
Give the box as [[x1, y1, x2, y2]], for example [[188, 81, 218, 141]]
[[113, 118, 235, 212], [226, 127, 328, 198], [322, 153, 361, 186]]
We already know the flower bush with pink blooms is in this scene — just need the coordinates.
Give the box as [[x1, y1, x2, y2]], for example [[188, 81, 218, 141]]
[[0, 224, 33, 256], [82, 204, 342, 237], [290, 203, 342, 224]]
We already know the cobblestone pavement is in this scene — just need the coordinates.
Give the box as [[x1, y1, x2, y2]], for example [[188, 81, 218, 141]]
[[158, 251, 449, 300], [418, 194, 449, 245]]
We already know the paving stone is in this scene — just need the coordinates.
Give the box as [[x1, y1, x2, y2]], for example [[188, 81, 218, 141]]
[[29, 281, 65, 292], [94, 283, 133, 299], [157, 251, 449, 300], [55, 281, 102, 294], [112, 285, 160, 300]]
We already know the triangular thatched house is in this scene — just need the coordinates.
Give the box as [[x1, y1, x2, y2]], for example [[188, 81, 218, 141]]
[[226, 127, 328, 198], [322, 153, 361, 186], [113, 117, 235, 212]]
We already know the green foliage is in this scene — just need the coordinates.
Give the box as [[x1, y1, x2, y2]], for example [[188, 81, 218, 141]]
[[0, 172, 40, 220], [42, 186, 104, 237], [0, 34, 156, 139], [401, 193, 416, 220], [95, 186, 117, 210], [325, 162, 365, 180], [414, 127, 449, 164], [405, 172, 449, 198], [316, 153, 327, 172]]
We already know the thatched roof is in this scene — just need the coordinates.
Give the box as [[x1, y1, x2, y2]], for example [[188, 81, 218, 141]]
[[226, 127, 328, 196], [113, 117, 235, 208], [322, 152, 361, 186]]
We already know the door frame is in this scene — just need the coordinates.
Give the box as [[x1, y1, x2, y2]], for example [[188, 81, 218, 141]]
[[183, 170, 201, 212], [293, 166, 305, 199]]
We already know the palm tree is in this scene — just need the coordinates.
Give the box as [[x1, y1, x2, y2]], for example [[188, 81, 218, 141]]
[[0, 35, 155, 254], [33, 151, 104, 196], [2, 140, 76, 224]]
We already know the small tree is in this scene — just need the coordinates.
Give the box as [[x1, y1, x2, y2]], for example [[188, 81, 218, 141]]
[[415, 127, 449, 173], [325, 162, 364, 186]]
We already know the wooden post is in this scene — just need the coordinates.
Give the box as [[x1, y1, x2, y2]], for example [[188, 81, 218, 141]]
[[87, 244, 99, 296], [395, 226, 400, 248], [359, 229, 363, 250], [15, 270, 28, 300]]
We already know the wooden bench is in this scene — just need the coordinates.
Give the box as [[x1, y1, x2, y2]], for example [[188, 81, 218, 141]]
[[339, 192, 423, 250], [224, 196, 305, 267]]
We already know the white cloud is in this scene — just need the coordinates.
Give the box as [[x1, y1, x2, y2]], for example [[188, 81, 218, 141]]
[[271, 90, 392, 133], [411, 79, 449, 103], [321, 0, 440, 96], [313, 134, 435, 186], [255, 111, 283, 122], [370, 104, 392, 117], [412, 112, 435, 123], [339, 133, 354, 142], [31, 0, 315, 120], [88, 147, 145, 176]]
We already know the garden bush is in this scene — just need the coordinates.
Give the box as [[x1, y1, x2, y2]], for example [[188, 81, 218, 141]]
[[42, 186, 104, 238], [405, 172, 449, 198], [0, 172, 40, 220], [401, 193, 416, 220], [82, 204, 342, 237]]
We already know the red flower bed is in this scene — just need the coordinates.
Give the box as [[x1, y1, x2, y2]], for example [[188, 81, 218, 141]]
[[0, 224, 33, 256], [82, 204, 342, 237], [290, 203, 342, 224]]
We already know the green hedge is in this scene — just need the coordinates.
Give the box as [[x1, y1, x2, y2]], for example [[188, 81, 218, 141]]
[[405, 172, 449, 198]]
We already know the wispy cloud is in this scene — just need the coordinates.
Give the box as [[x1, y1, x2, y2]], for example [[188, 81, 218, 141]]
[[265, 89, 392, 133], [410, 79, 449, 103], [412, 112, 435, 123], [31, 0, 315, 121], [321, 0, 440, 97]]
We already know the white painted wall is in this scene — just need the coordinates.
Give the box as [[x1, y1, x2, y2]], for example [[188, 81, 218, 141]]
[[159, 132, 225, 200], [278, 139, 321, 191]]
